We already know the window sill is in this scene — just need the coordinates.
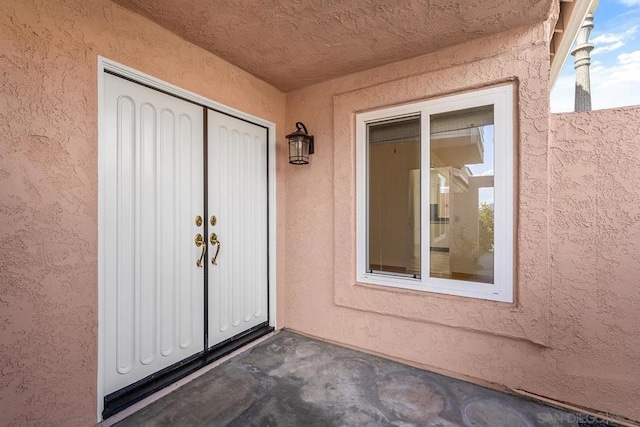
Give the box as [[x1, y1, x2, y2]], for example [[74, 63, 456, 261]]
[[357, 273, 513, 303]]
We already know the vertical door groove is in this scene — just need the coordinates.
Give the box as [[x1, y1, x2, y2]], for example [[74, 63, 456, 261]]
[[160, 108, 176, 357], [231, 130, 240, 328], [116, 95, 135, 375], [178, 114, 193, 350], [219, 126, 229, 333], [139, 102, 157, 366], [242, 133, 251, 322]]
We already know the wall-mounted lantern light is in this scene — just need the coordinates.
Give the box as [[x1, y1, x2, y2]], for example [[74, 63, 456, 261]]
[[287, 122, 314, 165]]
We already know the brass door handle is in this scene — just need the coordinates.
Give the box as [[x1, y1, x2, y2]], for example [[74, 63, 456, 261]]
[[195, 233, 207, 267], [210, 233, 221, 265]]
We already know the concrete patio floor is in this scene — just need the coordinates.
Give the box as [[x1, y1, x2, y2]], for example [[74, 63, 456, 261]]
[[114, 330, 598, 426]]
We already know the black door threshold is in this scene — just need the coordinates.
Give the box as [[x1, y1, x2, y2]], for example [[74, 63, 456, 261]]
[[103, 323, 274, 420], [205, 323, 275, 363]]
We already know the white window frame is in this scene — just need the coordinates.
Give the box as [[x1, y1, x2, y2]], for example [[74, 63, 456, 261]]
[[356, 84, 514, 302]]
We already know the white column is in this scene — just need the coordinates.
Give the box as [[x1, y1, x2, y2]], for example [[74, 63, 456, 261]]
[[571, 13, 595, 112]]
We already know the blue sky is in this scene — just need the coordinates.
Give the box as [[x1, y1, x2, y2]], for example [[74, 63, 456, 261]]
[[468, 126, 494, 205], [551, 0, 640, 112], [467, 125, 493, 177]]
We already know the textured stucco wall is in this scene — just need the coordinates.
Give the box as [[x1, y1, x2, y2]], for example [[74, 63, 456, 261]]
[[548, 107, 640, 418], [0, 0, 286, 424], [284, 23, 640, 421]]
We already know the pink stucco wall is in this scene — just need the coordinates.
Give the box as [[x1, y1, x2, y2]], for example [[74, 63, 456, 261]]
[[0, 0, 286, 424], [284, 24, 640, 422], [2, 0, 639, 424], [548, 107, 640, 417]]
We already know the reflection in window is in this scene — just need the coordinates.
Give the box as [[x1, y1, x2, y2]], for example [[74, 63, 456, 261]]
[[367, 106, 496, 285], [429, 105, 494, 284], [367, 117, 420, 277]]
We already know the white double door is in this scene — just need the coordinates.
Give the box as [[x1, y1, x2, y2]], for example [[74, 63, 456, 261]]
[[102, 73, 268, 396]]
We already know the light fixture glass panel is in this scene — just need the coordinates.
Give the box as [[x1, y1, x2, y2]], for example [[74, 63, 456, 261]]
[[289, 135, 309, 164]]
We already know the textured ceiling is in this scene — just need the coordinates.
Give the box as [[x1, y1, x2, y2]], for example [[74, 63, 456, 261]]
[[113, 0, 553, 92]]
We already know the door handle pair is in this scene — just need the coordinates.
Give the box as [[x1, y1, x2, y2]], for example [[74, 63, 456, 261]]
[[194, 233, 221, 267]]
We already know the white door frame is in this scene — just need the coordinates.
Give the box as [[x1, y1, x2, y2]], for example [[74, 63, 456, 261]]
[[96, 56, 277, 422]]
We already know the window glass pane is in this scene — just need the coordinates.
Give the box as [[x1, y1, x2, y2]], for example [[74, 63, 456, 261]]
[[429, 105, 494, 284], [368, 116, 421, 277]]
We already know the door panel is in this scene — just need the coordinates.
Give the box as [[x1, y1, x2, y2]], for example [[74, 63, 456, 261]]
[[207, 110, 269, 347], [103, 74, 205, 395]]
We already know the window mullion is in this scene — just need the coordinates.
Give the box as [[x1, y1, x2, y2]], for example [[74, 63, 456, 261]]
[[420, 110, 430, 286]]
